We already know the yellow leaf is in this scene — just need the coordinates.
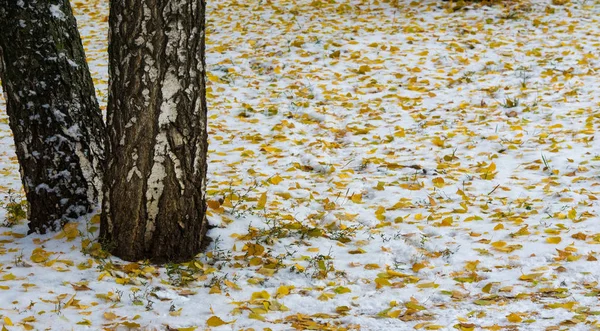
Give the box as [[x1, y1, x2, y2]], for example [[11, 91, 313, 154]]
[[351, 193, 362, 203], [245, 243, 265, 256], [31, 247, 52, 263], [248, 312, 265, 321], [375, 277, 391, 289], [257, 192, 267, 209], [120, 322, 141, 328], [482, 283, 493, 293], [405, 301, 425, 311], [412, 262, 426, 272], [104, 312, 118, 320], [432, 177, 445, 188], [209, 283, 221, 294], [207, 200, 221, 210], [464, 260, 479, 272], [207, 316, 230, 327], [170, 308, 183, 317], [90, 214, 101, 224], [506, 313, 522, 323], [257, 267, 276, 277], [491, 241, 506, 248], [431, 136, 445, 148], [387, 309, 402, 318], [546, 237, 562, 244], [269, 175, 283, 185], [417, 282, 439, 289], [251, 290, 270, 301], [568, 208, 576, 220], [519, 273, 544, 281], [224, 280, 241, 290], [3, 316, 13, 326], [364, 263, 380, 270], [2, 273, 16, 281], [357, 65, 371, 74], [336, 306, 350, 314], [276, 285, 292, 298]]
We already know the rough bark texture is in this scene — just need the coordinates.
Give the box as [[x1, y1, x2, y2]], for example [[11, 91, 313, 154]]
[[101, 0, 209, 262], [0, 0, 106, 233]]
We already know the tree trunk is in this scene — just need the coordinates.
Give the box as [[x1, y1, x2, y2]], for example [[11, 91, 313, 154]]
[[0, 0, 106, 233], [101, 0, 209, 262]]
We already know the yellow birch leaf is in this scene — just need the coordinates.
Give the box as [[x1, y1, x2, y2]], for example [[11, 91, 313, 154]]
[[103, 312, 118, 320], [387, 309, 402, 318], [417, 282, 439, 289], [170, 308, 183, 317], [2, 273, 16, 281], [3, 316, 13, 326], [547, 237, 562, 244], [224, 280, 241, 290], [351, 193, 362, 203], [209, 283, 221, 294], [257, 192, 267, 209], [465, 260, 479, 271], [375, 277, 391, 289], [405, 302, 425, 311], [269, 175, 283, 185], [432, 177, 445, 188], [491, 241, 507, 248], [519, 273, 544, 281], [120, 322, 141, 328], [482, 283, 493, 293], [207, 316, 229, 327], [412, 262, 426, 272], [31, 248, 52, 263], [206, 200, 221, 210], [276, 285, 292, 298], [506, 313, 522, 323]]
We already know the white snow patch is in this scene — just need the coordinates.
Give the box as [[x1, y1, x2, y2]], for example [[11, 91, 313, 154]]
[[49, 4, 66, 21]]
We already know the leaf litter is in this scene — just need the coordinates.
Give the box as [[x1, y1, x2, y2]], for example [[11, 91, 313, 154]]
[[2, 0, 600, 329]]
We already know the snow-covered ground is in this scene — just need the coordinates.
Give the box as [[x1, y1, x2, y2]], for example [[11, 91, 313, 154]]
[[2, 0, 600, 329]]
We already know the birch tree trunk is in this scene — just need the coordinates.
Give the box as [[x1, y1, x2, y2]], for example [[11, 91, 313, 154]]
[[101, 0, 209, 262], [0, 0, 106, 233]]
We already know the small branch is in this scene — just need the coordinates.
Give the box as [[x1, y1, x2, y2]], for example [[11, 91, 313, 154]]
[[487, 184, 500, 196]]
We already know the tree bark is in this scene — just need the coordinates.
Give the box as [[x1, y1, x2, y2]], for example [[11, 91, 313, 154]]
[[101, 0, 209, 262], [0, 0, 106, 233]]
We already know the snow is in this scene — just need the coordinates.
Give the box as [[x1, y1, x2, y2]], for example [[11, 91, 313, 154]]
[[1, 0, 600, 330], [49, 4, 66, 21]]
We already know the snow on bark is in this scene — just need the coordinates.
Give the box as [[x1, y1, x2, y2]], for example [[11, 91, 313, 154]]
[[0, 0, 105, 233], [49, 4, 66, 21]]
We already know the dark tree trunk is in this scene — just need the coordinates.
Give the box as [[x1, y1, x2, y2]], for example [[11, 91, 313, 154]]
[[101, 0, 209, 262], [0, 0, 106, 233]]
